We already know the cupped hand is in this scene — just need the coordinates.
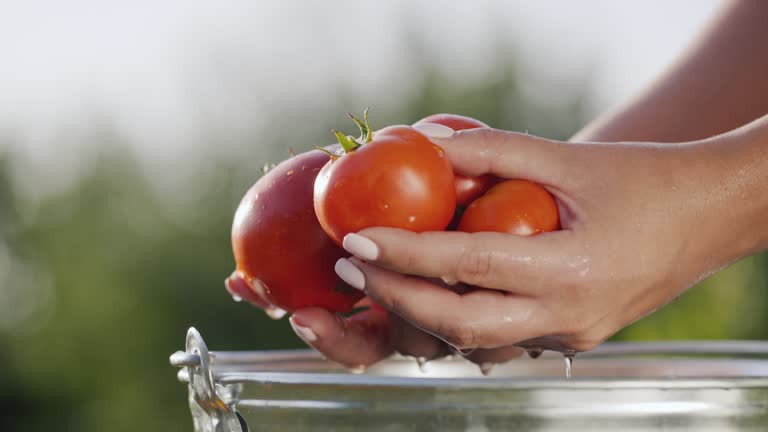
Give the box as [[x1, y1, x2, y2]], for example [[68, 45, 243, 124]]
[[329, 123, 759, 354], [288, 285, 524, 369]]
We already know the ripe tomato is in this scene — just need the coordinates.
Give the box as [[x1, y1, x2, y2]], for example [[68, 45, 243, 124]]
[[457, 179, 560, 235], [413, 114, 499, 206], [314, 111, 456, 245], [230, 147, 364, 313]]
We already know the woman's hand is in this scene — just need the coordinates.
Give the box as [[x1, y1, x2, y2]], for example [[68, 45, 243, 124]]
[[328, 117, 768, 354]]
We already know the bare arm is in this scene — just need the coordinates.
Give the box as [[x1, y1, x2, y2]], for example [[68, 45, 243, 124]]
[[573, 0, 768, 143]]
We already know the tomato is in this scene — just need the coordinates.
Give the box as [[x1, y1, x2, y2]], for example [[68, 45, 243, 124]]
[[314, 111, 456, 245], [413, 114, 499, 206], [457, 179, 560, 235], [453, 173, 501, 208], [230, 147, 364, 313]]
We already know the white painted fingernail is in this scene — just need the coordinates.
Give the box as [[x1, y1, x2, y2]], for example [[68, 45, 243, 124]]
[[335, 258, 365, 291], [289, 317, 318, 342], [441, 276, 458, 286], [413, 123, 455, 138], [266, 307, 287, 320], [343, 233, 379, 260]]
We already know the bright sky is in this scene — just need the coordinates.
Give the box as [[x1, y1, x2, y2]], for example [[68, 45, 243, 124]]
[[0, 1, 722, 179]]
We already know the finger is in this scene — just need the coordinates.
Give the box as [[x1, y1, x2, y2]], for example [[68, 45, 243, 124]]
[[342, 228, 570, 292], [389, 314, 448, 360], [225, 271, 287, 319], [289, 306, 393, 368], [415, 125, 573, 185], [337, 258, 549, 350], [464, 346, 525, 368]]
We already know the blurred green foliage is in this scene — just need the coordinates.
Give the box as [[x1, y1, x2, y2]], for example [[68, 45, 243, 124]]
[[0, 49, 766, 432]]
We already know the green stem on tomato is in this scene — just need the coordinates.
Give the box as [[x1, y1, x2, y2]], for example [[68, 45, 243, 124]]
[[332, 130, 361, 153], [331, 109, 375, 154], [313, 146, 338, 158]]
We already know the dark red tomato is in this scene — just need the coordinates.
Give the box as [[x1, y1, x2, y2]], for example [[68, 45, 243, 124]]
[[457, 179, 560, 235], [314, 114, 456, 245], [230, 148, 363, 313], [413, 114, 499, 206]]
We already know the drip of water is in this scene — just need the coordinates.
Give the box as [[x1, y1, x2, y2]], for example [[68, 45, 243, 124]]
[[526, 347, 543, 359], [230, 295, 242, 303], [416, 357, 429, 373], [563, 351, 576, 379], [348, 365, 366, 374], [479, 363, 494, 376]]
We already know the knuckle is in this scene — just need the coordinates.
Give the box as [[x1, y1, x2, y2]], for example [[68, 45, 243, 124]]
[[455, 245, 496, 286], [401, 248, 419, 274]]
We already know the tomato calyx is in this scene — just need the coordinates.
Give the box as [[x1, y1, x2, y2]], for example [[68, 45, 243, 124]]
[[322, 108, 374, 156]]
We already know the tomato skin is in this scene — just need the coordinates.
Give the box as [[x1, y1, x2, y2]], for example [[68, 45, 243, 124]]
[[453, 174, 500, 207], [457, 179, 560, 235], [231, 148, 364, 313], [413, 114, 498, 206], [314, 125, 456, 245]]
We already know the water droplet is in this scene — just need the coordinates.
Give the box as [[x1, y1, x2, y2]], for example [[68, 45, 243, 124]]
[[265, 307, 287, 320], [348, 365, 366, 374], [563, 350, 576, 379], [231, 295, 242, 303], [526, 347, 543, 359], [408, 216, 416, 223], [286, 169, 295, 176], [416, 357, 429, 373], [479, 363, 494, 376], [383, 203, 390, 209]]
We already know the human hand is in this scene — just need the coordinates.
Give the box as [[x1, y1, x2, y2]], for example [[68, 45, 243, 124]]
[[288, 285, 524, 370], [328, 120, 768, 355]]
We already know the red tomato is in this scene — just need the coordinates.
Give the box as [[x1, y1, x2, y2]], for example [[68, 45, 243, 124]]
[[230, 148, 364, 313], [457, 179, 560, 235], [314, 113, 456, 245], [413, 114, 499, 206]]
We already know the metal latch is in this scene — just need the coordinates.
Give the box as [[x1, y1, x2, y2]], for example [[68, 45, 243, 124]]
[[170, 327, 247, 432]]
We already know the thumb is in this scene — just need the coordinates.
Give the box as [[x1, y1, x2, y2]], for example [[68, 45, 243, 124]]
[[413, 124, 572, 185]]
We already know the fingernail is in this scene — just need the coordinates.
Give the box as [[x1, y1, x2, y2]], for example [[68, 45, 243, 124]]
[[441, 276, 458, 286], [342, 233, 379, 260], [225, 272, 267, 306], [413, 122, 455, 138], [335, 258, 365, 291], [289, 317, 318, 342], [266, 307, 287, 320]]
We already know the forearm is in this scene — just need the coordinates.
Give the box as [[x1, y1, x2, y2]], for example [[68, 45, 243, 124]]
[[573, 0, 768, 143], [725, 115, 768, 255], [697, 115, 768, 265]]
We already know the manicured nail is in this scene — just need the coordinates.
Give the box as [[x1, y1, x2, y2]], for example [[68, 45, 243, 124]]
[[413, 123, 455, 138], [289, 317, 318, 342], [225, 272, 268, 306], [342, 233, 379, 260], [441, 276, 458, 286], [266, 307, 287, 320], [335, 258, 365, 291]]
